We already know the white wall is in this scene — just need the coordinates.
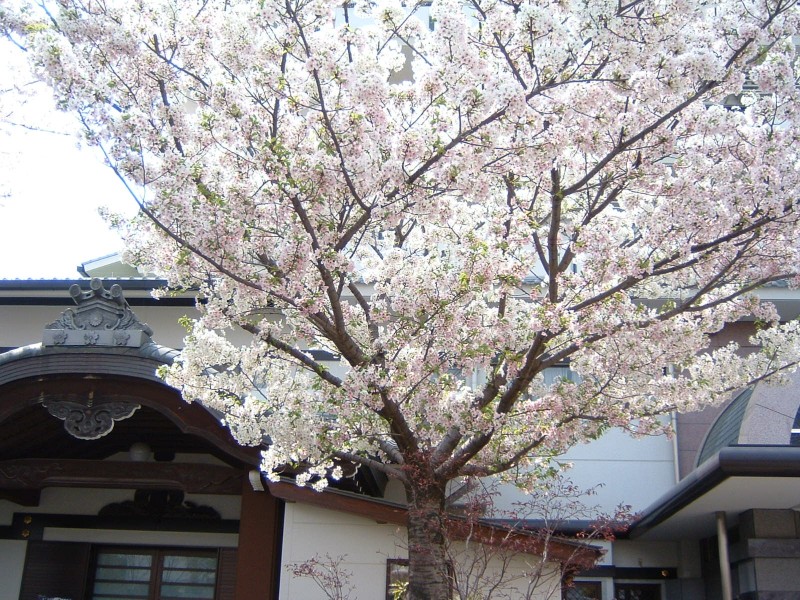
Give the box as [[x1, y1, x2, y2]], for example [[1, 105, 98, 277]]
[[612, 540, 678, 568], [493, 427, 677, 517], [280, 502, 406, 600], [559, 428, 676, 514], [0, 540, 26, 600], [279, 503, 562, 600], [0, 304, 200, 349]]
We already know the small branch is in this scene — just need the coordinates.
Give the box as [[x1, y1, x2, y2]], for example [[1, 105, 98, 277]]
[[239, 322, 344, 388], [332, 449, 406, 482]]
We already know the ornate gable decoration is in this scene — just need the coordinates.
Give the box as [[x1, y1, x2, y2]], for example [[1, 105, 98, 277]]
[[43, 278, 153, 348], [43, 395, 140, 440]]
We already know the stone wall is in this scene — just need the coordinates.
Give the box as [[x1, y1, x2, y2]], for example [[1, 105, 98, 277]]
[[731, 509, 800, 600]]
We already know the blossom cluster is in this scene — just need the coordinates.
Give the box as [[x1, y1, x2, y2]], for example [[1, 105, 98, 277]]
[[5, 0, 800, 492]]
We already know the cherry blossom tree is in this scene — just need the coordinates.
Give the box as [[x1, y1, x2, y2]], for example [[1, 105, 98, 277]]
[[4, 0, 800, 597]]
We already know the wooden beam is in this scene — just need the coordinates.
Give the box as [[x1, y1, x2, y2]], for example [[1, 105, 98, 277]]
[[269, 480, 408, 525], [267, 481, 600, 564], [0, 458, 243, 495], [0, 373, 261, 467], [235, 474, 283, 600], [0, 489, 40, 507]]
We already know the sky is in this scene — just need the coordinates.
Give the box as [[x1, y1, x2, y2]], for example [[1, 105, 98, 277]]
[[0, 40, 137, 280]]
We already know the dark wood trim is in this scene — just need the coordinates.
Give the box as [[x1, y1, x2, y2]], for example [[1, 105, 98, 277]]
[[235, 478, 283, 600], [0, 489, 40, 506], [0, 458, 244, 495], [0, 374, 261, 466], [2, 511, 240, 540], [575, 566, 677, 579], [268, 480, 408, 524], [18, 540, 92, 600], [0, 296, 195, 307]]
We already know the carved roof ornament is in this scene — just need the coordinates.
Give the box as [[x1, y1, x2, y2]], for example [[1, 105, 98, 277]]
[[43, 278, 153, 348], [42, 394, 140, 440], [98, 489, 222, 519]]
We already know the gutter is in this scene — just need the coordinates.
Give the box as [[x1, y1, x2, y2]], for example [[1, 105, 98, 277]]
[[0, 278, 197, 307], [0, 278, 169, 291]]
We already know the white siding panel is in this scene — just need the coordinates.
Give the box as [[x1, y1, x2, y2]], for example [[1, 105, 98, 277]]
[[0, 540, 27, 600], [280, 503, 562, 600]]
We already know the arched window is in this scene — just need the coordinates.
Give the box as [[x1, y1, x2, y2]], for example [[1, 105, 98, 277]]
[[696, 388, 753, 466], [791, 405, 800, 446]]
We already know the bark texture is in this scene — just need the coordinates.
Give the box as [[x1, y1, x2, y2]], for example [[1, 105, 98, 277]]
[[406, 478, 451, 600]]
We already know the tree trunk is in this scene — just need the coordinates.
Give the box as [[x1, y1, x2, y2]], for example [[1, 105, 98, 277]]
[[405, 479, 451, 600]]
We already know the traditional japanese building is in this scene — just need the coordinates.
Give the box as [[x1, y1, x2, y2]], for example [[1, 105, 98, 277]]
[[0, 277, 594, 600]]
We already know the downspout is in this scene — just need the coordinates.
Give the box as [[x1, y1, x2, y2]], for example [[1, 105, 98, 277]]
[[671, 410, 680, 483], [716, 511, 733, 600], [665, 363, 681, 484]]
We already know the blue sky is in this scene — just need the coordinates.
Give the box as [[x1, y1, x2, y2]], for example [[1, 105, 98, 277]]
[[1, 41, 135, 280]]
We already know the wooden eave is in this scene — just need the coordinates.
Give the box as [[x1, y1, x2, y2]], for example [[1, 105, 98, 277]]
[[267, 481, 601, 565], [0, 458, 245, 506]]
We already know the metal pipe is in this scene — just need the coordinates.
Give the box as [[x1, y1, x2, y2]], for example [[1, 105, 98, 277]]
[[716, 511, 733, 600], [670, 410, 680, 483]]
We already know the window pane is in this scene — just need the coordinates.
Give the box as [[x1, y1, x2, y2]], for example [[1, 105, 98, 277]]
[[543, 366, 579, 386], [92, 581, 150, 596], [565, 582, 602, 600], [615, 583, 661, 600], [92, 550, 154, 600], [163, 555, 217, 570], [160, 584, 216, 599], [95, 567, 152, 582], [387, 560, 409, 600], [162, 570, 217, 585], [97, 553, 153, 568], [92, 548, 219, 600]]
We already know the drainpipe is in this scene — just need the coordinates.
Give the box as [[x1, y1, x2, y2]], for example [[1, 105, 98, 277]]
[[670, 410, 680, 483], [716, 512, 733, 600], [249, 469, 265, 491]]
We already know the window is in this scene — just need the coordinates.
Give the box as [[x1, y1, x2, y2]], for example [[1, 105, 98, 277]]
[[614, 583, 662, 600], [562, 580, 663, 600], [564, 581, 602, 600], [90, 547, 218, 600], [696, 387, 752, 466], [790, 403, 800, 446], [385, 559, 454, 600], [543, 364, 580, 386], [386, 559, 410, 600]]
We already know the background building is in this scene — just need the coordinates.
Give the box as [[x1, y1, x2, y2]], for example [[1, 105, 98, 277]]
[[1, 263, 798, 600]]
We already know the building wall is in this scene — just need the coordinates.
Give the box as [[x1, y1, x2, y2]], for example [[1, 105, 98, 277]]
[[675, 368, 799, 482], [279, 502, 562, 600], [0, 304, 201, 350], [0, 484, 241, 600], [494, 427, 677, 517], [738, 376, 800, 446], [700, 509, 800, 600], [678, 356, 800, 479], [561, 429, 677, 515], [735, 509, 800, 600], [0, 540, 27, 600]]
